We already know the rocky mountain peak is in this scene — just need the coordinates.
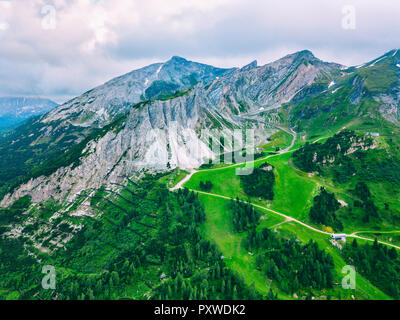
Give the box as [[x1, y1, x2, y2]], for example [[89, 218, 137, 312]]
[[42, 55, 233, 127], [241, 60, 258, 71], [296, 49, 316, 58], [167, 56, 189, 64], [384, 49, 399, 58], [280, 50, 317, 63]]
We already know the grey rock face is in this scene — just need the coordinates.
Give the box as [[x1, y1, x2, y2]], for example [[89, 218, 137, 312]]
[[0, 51, 343, 206], [1, 87, 276, 206], [349, 76, 364, 105], [44, 56, 233, 127], [201, 50, 342, 117], [377, 92, 400, 124]]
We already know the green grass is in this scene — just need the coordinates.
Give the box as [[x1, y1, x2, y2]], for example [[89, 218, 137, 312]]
[[186, 151, 318, 222], [186, 167, 241, 198], [267, 153, 317, 221], [352, 231, 400, 247], [158, 169, 189, 188], [198, 193, 390, 300], [198, 194, 292, 299], [358, 58, 398, 93], [197, 129, 293, 171], [259, 130, 293, 152], [186, 133, 395, 299]]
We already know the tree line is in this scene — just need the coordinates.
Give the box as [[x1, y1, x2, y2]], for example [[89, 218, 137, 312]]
[[242, 227, 335, 295], [343, 239, 400, 298]]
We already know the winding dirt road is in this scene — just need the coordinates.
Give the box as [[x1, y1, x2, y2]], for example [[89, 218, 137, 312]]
[[170, 128, 400, 250]]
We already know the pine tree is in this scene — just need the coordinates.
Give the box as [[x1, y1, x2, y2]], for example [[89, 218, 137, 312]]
[[389, 247, 398, 260], [87, 289, 95, 300], [232, 285, 238, 300]]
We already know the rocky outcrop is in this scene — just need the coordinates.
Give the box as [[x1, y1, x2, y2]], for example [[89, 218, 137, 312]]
[[1, 84, 277, 206]]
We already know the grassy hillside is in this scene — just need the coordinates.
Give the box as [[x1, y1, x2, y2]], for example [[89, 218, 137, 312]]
[[288, 51, 400, 138], [0, 173, 272, 300], [183, 128, 400, 300]]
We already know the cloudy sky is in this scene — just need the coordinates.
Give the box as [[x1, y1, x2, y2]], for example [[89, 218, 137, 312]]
[[0, 0, 399, 103]]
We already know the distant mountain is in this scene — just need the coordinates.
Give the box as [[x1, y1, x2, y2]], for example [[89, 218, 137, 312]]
[[0, 97, 58, 130]]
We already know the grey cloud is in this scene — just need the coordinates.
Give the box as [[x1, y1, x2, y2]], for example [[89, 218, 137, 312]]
[[0, 0, 399, 103]]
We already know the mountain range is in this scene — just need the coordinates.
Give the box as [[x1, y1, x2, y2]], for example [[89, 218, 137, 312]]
[[2, 48, 400, 301], [0, 49, 399, 207], [0, 97, 57, 130]]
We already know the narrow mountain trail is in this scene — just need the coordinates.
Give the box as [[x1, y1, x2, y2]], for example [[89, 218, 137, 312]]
[[170, 128, 400, 251], [349, 235, 400, 250], [193, 188, 400, 250], [192, 189, 331, 236], [351, 230, 400, 236], [170, 126, 297, 188], [170, 169, 197, 191], [190, 126, 297, 174]]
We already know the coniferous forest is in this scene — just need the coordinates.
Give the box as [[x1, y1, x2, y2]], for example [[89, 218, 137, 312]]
[[243, 228, 335, 295], [309, 188, 343, 232], [240, 163, 275, 200], [343, 239, 400, 298], [0, 175, 269, 300]]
